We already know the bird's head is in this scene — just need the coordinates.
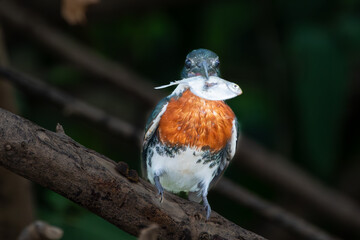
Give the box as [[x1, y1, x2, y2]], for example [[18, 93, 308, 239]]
[[181, 49, 220, 79], [155, 48, 241, 100]]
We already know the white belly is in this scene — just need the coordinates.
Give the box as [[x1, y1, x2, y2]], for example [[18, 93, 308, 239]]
[[147, 144, 217, 193]]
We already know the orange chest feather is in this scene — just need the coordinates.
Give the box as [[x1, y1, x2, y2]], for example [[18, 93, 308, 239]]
[[157, 90, 235, 152]]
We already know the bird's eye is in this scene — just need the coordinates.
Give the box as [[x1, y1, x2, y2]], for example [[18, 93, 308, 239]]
[[185, 59, 192, 69], [213, 58, 220, 68]]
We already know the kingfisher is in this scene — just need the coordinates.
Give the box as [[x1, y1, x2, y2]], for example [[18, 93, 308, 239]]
[[142, 49, 242, 219]]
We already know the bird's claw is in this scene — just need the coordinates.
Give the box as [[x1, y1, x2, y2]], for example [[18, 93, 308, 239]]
[[157, 189, 164, 203], [204, 203, 211, 220], [154, 175, 164, 203]]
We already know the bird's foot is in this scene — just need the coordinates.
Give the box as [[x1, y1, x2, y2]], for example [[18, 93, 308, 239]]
[[154, 175, 164, 203], [202, 195, 211, 220], [157, 189, 164, 203]]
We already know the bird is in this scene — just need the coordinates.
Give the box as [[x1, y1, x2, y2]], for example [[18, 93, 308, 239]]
[[141, 48, 242, 219]]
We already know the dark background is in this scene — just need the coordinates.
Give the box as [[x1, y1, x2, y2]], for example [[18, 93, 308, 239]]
[[1, 0, 360, 239]]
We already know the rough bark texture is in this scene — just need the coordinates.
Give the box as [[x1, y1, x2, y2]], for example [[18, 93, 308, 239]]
[[0, 108, 265, 240]]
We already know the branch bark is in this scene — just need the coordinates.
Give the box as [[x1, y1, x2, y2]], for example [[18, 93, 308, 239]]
[[0, 107, 265, 240]]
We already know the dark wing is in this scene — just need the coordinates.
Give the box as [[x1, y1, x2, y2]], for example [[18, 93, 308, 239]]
[[141, 96, 170, 177], [208, 117, 240, 190]]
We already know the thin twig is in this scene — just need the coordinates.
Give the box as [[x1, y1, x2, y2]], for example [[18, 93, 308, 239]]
[[0, 66, 341, 240], [0, 107, 265, 240]]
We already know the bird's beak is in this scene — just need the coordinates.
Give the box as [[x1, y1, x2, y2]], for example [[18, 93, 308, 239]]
[[201, 61, 209, 80]]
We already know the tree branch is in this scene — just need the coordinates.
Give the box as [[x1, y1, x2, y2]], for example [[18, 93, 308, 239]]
[[0, 66, 341, 240], [0, 107, 265, 240]]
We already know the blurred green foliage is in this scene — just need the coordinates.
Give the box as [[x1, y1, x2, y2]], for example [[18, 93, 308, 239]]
[[5, 0, 360, 238]]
